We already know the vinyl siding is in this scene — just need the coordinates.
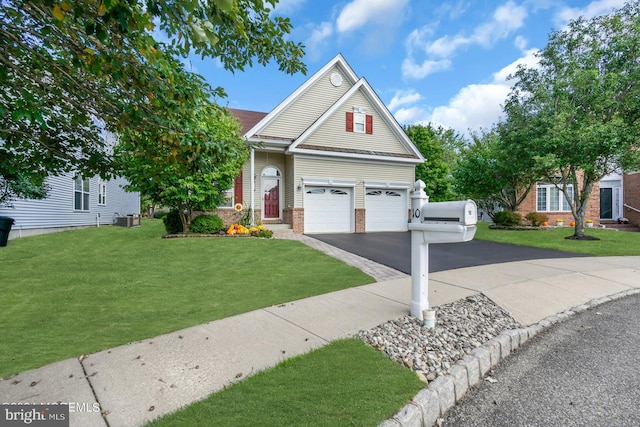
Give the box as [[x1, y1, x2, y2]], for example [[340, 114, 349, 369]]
[[294, 156, 415, 208], [0, 172, 139, 231], [307, 92, 410, 155], [261, 66, 352, 139], [285, 155, 295, 208]]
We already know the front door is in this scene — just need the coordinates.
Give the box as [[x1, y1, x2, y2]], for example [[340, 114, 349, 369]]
[[262, 167, 281, 219], [600, 188, 613, 220]]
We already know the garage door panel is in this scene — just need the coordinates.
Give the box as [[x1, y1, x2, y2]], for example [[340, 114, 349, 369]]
[[366, 189, 408, 232], [304, 187, 353, 233]]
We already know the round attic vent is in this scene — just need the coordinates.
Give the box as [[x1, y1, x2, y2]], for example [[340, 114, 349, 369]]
[[330, 72, 343, 87]]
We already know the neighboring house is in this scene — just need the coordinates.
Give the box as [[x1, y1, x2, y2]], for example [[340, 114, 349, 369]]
[[518, 170, 640, 227], [217, 54, 425, 234], [0, 128, 140, 239], [0, 174, 140, 239]]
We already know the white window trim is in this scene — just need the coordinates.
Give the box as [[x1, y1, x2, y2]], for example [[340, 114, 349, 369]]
[[353, 111, 365, 133], [74, 176, 90, 211], [536, 183, 573, 212], [98, 179, 107, 206], [219, 188, 234, 209]]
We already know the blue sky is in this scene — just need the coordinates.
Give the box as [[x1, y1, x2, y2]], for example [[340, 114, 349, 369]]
[[187, 0, 627, 137]]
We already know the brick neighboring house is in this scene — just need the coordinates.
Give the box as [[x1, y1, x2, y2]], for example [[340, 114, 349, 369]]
[[518, 170, 640, 227]]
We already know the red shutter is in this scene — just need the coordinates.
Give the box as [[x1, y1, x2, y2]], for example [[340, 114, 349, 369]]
[[346, 112, 354, 132], [233, 171, 243, 205], [365, 114, 373, 134]]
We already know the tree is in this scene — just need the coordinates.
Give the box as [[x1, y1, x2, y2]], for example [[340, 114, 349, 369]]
[[0, 0, 306, 205], [505, 1, 640, 239], [113, 55, 249, 232], [453, 128, 537, 218], [404, 124, 464, 202]]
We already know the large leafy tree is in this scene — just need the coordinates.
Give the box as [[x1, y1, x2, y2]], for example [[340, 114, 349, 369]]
[[405, 124, 464, 202], [116, 97, 248, 232], [0, 0, 305, 205], [454, 128, 538, 218], [504, 1, 640, 239]]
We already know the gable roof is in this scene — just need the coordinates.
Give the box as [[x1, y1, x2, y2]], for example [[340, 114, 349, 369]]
[[287, 78, 424, 163], [244, 53, 359, 140], [237, 53, 424, 164]]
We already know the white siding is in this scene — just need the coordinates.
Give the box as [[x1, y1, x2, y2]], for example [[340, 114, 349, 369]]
[[0, 172, 139, 232], [262, 66, 352, 139], [294, 156, 414, 209]]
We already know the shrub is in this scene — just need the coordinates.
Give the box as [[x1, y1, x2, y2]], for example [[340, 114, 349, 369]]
[[493, 211, 522, 226], [154, 211, 168, 220], [163, 210, 184, 234], [190, 214, 224, 234], [524, 212, 548, 226]]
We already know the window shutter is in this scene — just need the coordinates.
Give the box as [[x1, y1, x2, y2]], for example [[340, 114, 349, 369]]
[[365, 114, 373, 134], [346, 112, 354, 132], [234, 171, 243, 205]]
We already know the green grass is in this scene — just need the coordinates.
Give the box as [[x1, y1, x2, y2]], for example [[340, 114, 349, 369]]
[[474, 221, 640, 256], [0, 220, 373, 378], [146, 339, 424, 427]]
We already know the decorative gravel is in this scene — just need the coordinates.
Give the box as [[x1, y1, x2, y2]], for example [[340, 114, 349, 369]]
[[357, 294, 520, 382]]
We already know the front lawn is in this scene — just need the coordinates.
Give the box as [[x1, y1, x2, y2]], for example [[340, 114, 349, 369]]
[[474, 221, 640, 256], [147, 339, 424, 427], [0, 220, 373, 378]]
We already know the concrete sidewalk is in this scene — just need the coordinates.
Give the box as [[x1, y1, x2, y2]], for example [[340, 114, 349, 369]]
[[1, 254, 639, 426]]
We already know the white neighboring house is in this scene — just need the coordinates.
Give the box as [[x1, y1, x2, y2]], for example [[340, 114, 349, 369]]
[[0, 130, 140, 239]]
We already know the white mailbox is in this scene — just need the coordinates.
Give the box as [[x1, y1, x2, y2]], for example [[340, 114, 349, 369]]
[[408, 180, 478, 325], [409, 200, 478, 243]]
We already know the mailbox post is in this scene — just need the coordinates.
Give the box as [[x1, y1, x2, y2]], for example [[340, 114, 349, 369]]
[[408, 180, 477, 327]]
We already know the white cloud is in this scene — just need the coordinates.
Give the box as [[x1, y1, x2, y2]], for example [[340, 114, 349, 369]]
[[394, 50, 542, 136], [492, 48, 539, 84], [336, 0, 409, 33], [428, 84, 510, 134], [555, 0, 626, 25], [403, 0, 528, 79], [271, 0, 306, 15], [401, 58, 452, 80], [514, 35, 528, 51], [304, 22, 333, 61], [388, 90, 423, 111], [394, 106, 428, 124]]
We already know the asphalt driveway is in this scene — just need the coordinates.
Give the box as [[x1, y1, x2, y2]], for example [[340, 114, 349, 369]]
[[308, 232, 590, 273]]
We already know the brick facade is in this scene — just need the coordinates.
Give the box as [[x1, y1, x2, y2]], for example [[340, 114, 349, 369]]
[[623, 172, 640, 225], [518, 178, 601, 226], [355, 209, 366, 233], [208, 209, 261, 227], [284, 208, 304, 234]]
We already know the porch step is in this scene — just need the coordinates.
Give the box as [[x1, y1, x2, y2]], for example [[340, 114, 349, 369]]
[[265, 223, 293, 233], [601, 222, 640, 232]]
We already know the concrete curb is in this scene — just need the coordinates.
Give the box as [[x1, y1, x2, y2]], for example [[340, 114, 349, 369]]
[[380, 288, 640, 427]]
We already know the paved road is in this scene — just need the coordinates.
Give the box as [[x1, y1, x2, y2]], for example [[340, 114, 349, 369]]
[[309, 232, 589, 273], [443, 293, 640, 427]]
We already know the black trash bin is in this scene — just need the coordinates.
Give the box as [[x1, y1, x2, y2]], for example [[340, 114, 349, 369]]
[[0, 216, 15, 247]]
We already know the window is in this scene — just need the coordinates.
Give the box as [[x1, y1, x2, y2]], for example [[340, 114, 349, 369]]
[[220, 173, 243, 208], [346, 110, 373, 134], [536, 183, 573, 212], [98, 180, 106, 205], [74, 176, 90, 211], [354, 112, 365, 133]]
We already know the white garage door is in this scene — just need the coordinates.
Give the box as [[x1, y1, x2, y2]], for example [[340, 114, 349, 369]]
[[365, 189, 408, 232], [304, 187, 353, 233]]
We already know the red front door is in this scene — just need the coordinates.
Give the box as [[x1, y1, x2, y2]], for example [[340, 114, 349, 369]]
[[263, 178, 280, 219]]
